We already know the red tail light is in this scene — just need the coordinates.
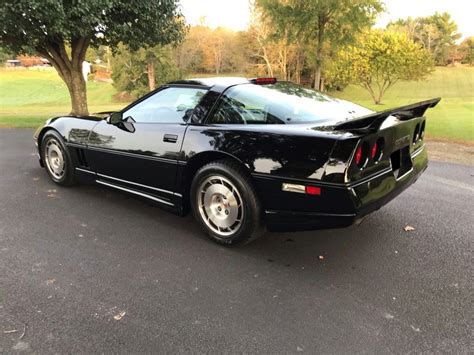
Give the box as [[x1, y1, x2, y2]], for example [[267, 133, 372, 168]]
[[371, 142, 377, 159], [355, 146, 363, 165], [251, 77, 277, 85], [305, 186, 321, 195], [282, 183, 321, 196]]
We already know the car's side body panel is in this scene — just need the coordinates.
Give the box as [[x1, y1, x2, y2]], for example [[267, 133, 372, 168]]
[[34, 115, 100, 170], [85, 120, 187, 206]]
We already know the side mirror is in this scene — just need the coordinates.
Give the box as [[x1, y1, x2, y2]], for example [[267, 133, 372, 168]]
[[121, 116, 136, 133], [108, 112, 123, 125], [183, 108, 194, 122]]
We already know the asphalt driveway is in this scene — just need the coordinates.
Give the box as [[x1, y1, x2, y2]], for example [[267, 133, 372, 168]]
[[0, 129, 472, 353]]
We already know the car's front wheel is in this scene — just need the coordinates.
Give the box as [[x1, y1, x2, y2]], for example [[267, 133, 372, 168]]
[[41, 130, 76, 186], [190, 160, 264, 246]]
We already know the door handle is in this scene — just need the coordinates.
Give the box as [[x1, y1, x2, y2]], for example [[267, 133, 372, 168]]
[[163, 134, 178, 143]]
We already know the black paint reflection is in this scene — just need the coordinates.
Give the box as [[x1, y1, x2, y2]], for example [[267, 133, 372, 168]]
[[197, 128, 332, 180]]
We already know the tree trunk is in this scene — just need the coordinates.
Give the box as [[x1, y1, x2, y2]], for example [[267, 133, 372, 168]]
[[256, 34, 273, 76], [314, 17, 325, 90], [265, 58, 274, 77], [363, 83, 379, 105], [314, 67, 321, 90], [263, 51, 273, 77], [278, 45, 288, 80], [147, 61, 156, 91], [67, 69, 89, 116], [37, 37, 91, 116], [294, 48, 303, 84]]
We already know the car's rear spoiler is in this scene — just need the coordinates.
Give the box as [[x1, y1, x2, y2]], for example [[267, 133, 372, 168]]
[[334, 98, 441, 133], [93, 110, 116, 115]]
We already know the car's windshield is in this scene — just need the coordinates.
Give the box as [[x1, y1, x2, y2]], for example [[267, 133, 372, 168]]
[[211, 82, 373, 124]]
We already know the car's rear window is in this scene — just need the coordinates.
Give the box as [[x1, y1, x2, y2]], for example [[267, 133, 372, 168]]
[[210, 82, 373, 124]]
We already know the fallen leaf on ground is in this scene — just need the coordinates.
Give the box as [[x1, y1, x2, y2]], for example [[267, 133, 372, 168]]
[[3, 330, 19, 334], [318, 255, 325, 260], [47, 194, 55, 198], [32, 177, 40, 181], [384, 313, 395, 320], [114, 311, 126, 321], [46, 278, 56, 285], [404, 225, 415, 232]]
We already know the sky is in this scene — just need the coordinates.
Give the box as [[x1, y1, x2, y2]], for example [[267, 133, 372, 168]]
[[179, 0, 473, 39]]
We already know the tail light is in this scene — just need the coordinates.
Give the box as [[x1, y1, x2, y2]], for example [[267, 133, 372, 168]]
[[354, 142, 369, 169], [305, 186, 321, 195], [371, 142, 377, 159], [250, 77, 277, 85], [355, 146, 363, 165], [355, 138, 384, 169], [282, 183, 321, 196], [373, 137, 385, 162]]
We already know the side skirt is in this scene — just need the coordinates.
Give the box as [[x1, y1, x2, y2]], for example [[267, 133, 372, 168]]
[[74, 167, 185, 215], [96, 180, 175, 206]]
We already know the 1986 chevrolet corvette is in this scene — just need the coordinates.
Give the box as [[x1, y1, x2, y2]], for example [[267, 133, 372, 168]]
[[34, 77, 440, 245]]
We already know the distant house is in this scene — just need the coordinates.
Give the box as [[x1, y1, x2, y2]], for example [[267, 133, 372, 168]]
[[16, 55, 51, 67], [40, 58, 51, 66], [6, 59, 21, 67]]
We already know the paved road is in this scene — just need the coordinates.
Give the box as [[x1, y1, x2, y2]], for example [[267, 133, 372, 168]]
[[0, 129, 472, 353]]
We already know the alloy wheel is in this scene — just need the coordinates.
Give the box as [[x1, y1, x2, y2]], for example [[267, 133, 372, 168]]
[[198, 175, 244, 237], [45, 138, 66, 180]]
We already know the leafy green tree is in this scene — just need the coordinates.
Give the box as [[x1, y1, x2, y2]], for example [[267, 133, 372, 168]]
[[0, 46, 13, 64], [459, 37, 474, 65], [428, 12, 461, 65], [333, 30, 434, 104], [387, 12, 461, 65], [176, 25, 250, 76], [256, 0, 383, 90], [111, 44, 180, 98], [0, 0, 185, 115]]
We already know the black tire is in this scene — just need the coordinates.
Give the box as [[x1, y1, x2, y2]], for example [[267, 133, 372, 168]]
[[190, 159, 264, 246], [41, 130, 76, 186]]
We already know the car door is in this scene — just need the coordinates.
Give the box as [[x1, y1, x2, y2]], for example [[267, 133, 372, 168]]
[[85, 85, 208, 206]]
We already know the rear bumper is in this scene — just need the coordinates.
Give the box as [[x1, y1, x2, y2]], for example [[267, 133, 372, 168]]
[[263, 145, 427, 232]]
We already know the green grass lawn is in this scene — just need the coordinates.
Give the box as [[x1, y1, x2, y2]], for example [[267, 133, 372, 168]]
[[0, 66, 473, 142], [0, 68, 125, 128], [332, 66, 474, 142]]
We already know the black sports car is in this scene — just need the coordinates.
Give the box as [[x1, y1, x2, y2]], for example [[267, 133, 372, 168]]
[[33, 77, 440, 245]]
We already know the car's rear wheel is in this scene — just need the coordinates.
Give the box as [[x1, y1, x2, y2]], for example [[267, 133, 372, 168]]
[[41, 131, 75, 186], [190, 160, 264, 246]]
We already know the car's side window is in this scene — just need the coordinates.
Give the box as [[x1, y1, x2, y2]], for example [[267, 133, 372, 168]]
[[211, 96, 247, 124], [123, 87, 207, 124], [209, 86, 284, 124]]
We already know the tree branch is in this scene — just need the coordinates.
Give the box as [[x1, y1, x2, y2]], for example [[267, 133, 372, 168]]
[[36, 47, 68, 84], [72, 36, 91, 69], [57, 39, 72, 70], [43, 41, 72, 78]]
